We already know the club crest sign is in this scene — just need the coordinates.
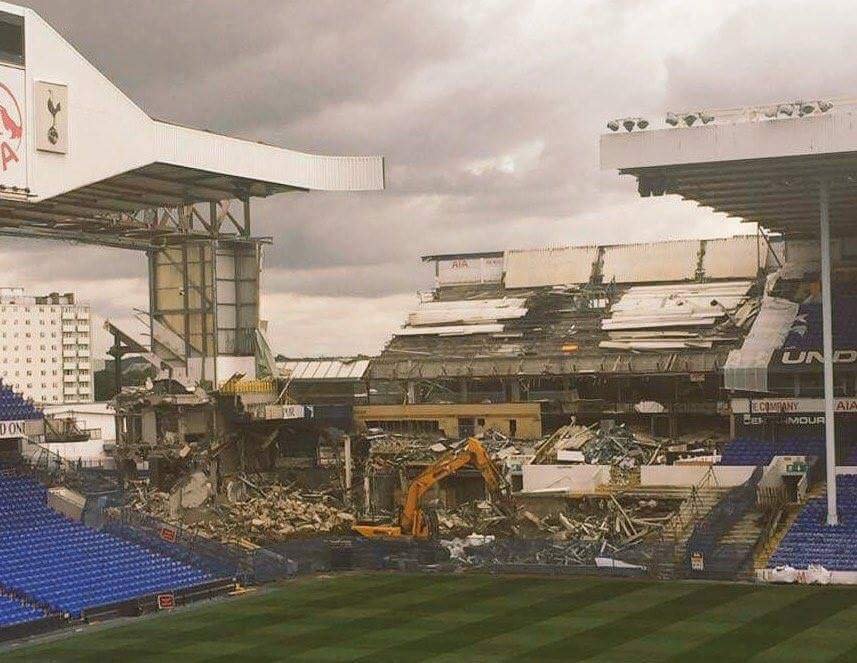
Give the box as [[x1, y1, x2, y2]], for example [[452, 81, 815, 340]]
[[0, 66, 26, 190]]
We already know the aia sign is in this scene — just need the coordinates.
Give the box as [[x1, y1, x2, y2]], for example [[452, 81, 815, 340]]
[[0, 81, 22, 172]]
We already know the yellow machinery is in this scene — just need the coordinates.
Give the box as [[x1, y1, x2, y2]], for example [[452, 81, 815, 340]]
[[353, 437, 512, 540]]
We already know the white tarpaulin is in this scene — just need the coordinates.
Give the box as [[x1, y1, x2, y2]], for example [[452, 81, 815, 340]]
[[724, 296, 799, 392]]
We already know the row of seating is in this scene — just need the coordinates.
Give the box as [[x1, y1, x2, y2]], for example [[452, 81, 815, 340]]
[[0, 595, 46, 628], [0, 381, 41, 420], [719, 437, 825, 466], [0, 473, 215, 618], [771, 475, 857, 571]]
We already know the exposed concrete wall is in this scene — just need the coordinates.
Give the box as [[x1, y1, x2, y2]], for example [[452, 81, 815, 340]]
[[641, 465, 754, 487], [521, 464, 610, 493], [354, 402, 542, 439]]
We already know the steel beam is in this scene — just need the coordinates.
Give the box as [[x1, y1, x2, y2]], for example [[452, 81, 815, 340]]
[[820, 178, 838, 526]]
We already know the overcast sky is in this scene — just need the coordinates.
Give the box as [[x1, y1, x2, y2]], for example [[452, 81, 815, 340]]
[[8, 0, 853, 358]]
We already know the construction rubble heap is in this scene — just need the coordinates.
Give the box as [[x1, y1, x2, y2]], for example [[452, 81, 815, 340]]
[[126, 475, 355, 546]]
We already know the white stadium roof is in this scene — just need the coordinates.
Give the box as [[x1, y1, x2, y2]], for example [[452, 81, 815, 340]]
[[600, 99, 857, 238], [0, 2, 384, 246]]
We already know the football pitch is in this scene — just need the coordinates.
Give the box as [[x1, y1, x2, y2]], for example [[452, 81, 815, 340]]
[[6, 572, 857, 661]]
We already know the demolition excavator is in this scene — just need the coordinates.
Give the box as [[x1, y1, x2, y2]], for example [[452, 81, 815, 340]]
[[352, 436, 513, 540]]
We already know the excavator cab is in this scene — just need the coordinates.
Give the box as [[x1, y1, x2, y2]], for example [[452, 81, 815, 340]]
[[353, 437, 510, 540]]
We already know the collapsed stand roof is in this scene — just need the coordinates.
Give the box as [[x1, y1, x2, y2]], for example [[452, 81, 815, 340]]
[[369, 237, 770, 381]]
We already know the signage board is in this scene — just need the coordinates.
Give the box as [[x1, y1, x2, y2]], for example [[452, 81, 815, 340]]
[[35, 81, 67, 153], [157, 593, 175, 610], [775, 349, 857, 370], [0, 419, 26, 439], [691, 552, 704, 572], [159, 526, 177, 544], [732, 398, 857, 415], [0, 65, 26, 190]]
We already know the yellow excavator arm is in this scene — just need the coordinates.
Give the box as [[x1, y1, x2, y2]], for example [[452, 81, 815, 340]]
[[353, 437, 512, 540]]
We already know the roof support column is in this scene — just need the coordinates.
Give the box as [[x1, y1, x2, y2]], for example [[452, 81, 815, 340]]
[[820, 178, 838, 525]]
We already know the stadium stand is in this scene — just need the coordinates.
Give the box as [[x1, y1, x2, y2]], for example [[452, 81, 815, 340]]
[[0, 595, 46, 627], [783, 295, 857, 350], [0, 473, 215, 618], [719, 437, 825, 466], [0, 381, 41, 421], [770, 475, 857, 571]]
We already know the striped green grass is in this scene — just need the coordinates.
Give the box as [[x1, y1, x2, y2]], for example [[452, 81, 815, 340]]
[[5, 573, 857, 662]]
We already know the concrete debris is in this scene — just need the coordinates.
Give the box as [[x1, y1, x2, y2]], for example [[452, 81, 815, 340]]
[[128, 475, 356, 545], [516, 496, 677, 552], [436, 500, 513, 536], [441, 533, 495, 562]]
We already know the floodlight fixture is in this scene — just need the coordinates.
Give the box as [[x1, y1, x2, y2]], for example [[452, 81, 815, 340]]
[[622, 118, 636, 132], [607, 119, 620, 132]]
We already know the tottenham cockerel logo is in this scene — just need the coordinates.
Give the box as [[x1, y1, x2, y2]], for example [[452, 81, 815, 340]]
[[0, 82, 22, 172]]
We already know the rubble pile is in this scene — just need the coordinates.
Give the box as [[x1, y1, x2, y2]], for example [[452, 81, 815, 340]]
[[436, 499, 514, 536], [127, 475, 356, 545], [446, 537, 603, 567], [517, 495, 678, 550], [580, 424, 664, 467]]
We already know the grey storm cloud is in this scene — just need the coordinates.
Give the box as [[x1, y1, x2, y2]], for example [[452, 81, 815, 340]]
[[8, 0, 846, 354]]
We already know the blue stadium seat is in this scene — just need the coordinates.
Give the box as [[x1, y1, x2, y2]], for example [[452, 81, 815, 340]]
[[783, 295, 857, 351], [719, 437, 825, 466], [770, 475, 857, 571], [0, 380, 43, 421], [0, 473, 214, 618]]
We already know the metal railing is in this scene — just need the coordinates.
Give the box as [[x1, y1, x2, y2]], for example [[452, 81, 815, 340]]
[[683, 466, 763, 580]]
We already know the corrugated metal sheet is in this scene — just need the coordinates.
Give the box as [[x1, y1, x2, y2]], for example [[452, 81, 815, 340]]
[[601, 240, 700, 283], [703, 236, 761, 279], [504, 246, 598, 288], [278, 359, 369, 381], [406, 298, 527, 326], [395, 324, 504, 337], [602, 281, 753, 339]]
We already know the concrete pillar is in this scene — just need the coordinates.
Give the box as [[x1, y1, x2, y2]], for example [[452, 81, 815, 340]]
[[820, 179, 838, 525], [406, 381, 417, 405], [509, 379, 521, 402]]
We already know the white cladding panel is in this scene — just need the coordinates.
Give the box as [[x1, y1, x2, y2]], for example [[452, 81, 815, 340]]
[[703, 236, 761, 279], [504, 246, 598, 288], [436, 256, 503, 285], [601, 240, 699, 283]]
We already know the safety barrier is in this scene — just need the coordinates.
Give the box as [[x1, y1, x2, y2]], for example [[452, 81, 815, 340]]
[[683, 466, 763, 580], [103, 508, 296, 584]]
